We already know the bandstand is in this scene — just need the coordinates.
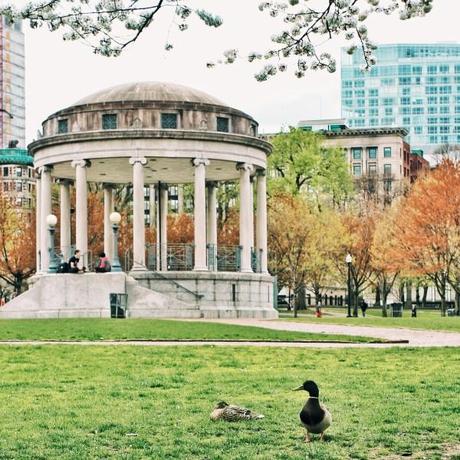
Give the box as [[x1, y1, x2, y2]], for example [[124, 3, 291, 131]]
[[2, 82, 277, 319]]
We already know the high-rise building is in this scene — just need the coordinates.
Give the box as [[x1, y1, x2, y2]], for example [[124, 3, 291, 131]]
[[341, 44, 460, 155], [0, 15, 25, 148]]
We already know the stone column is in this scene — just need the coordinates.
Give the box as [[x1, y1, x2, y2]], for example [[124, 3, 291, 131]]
[[149, 184, 156, 228], [159, 183, 169, 271], [35, 171, 41, 272], [103, 184, 114, 261], [238, 163, 253, 273], [256, 169, 268, 274], [129, 157, 147, 271], [193, 158, 209, 271], [59, 180, 72, 260], [71, 160, 89, 268], [40, 166, 52, 272], [206, 181, 218, 271], [177, 185, 185, 214], [249, 176, 255, 250]]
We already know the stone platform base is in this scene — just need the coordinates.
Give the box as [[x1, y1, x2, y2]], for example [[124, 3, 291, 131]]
[[0, 271, 278, 320], [131, 271, 278, 319]]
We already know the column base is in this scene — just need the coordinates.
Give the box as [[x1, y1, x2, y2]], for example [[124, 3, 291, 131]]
[[130, 264, 148, 272], [240, 269, 253, 274], [194, 266, 209, 272]]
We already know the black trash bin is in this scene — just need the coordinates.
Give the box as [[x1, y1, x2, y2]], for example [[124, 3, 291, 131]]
[[110, 293, 128, 318], [391, 302, 403, 318]]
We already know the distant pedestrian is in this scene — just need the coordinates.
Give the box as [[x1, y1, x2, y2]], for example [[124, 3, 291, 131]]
[[411, 304, 417, 317], [95, 252, 111, 273], [360, 299, 368, 317]]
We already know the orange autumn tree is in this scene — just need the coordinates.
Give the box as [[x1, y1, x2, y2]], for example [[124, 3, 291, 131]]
[[389, 159, 460, 315], [0, 195, 36, 295], [341, 208, 377, 315], [370, 204, 401, 316], [268, 192, 318, 315]]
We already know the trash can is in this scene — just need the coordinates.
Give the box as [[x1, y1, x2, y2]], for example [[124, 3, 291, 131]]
[[110, 293, 128, 318], [447, 308, 455, 317], [391, 302, 403, 318]]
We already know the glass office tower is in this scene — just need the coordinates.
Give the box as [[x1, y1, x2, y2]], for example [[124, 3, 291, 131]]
[[0, 16, 25, 149], [341, 44, 460, 154]]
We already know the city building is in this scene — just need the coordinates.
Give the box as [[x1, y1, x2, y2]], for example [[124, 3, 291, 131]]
[[297, 119, 429, 197], [341, 43, 460, 154], [0, 147, 35, 211], [0, 15, 25, 148]]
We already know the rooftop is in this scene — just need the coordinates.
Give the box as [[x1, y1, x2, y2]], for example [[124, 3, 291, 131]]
[[0, 148, 33, 166], [72, 81, 227, 108]]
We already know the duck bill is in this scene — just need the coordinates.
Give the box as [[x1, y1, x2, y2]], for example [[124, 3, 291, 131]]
[[292, 385, 304, 391]]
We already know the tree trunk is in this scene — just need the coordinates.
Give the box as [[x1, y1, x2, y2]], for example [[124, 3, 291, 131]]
[[415, 285, 420, 307], [422, 285, 428, 309], [375, 284, 381, 308], [381, 279, 388, 317], [405, 280, 412, 311], [353, 287, 359, 317], [399, 281, 405, 303], [455, 291, 460, 316], [297, 284, 306, 310]]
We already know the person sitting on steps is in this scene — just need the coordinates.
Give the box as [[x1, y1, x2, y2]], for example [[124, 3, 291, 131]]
[[69, 249, 84, 273], [95, 252, 111, 273]]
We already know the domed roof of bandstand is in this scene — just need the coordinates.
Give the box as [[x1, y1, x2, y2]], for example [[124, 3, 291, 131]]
[[72, 81, 227, 107]]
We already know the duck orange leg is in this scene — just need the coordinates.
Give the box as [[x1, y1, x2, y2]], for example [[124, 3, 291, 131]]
[[304, 432, 311, 443]]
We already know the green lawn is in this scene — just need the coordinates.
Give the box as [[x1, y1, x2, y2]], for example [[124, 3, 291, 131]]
[[279, 308, 460, 332], [0, 318, 382, 343], [0, 346, 458, 459]]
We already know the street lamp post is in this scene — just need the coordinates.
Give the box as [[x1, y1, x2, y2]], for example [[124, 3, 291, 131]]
[[110, 211, 122, 272], [346, 253, 353, 318], [47, 214, 59, 273]]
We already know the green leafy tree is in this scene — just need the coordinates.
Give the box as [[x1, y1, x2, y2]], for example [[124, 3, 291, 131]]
[[0, 1, 434, 79], [269, 128, 353, 208]]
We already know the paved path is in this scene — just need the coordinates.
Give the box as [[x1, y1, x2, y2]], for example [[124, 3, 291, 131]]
[[193, 319, 460, 347], [1, 320, 458, 348]]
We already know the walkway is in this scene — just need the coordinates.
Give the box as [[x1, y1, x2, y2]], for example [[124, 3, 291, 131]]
[[198, 319, 460, 347]]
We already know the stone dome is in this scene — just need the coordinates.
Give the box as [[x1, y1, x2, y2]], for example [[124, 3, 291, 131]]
[[73, 81, 226, 107]]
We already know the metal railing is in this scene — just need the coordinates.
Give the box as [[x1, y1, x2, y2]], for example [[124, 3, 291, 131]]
[[120, 244, 251, 273], [216, 245, 242, 272]]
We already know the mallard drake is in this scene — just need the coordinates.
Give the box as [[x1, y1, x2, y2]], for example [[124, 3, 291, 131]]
[[210, 401, 264, 422], [293, 380, 332, 442]]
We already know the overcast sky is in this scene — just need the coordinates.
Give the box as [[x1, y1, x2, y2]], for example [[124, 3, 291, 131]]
[[23, 0, 457, 144]]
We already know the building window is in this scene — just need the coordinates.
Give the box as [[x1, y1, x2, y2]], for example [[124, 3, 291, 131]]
[[58, 119, 68, 134], [384, 164, 392, 176], [414, 126, 422, 134], [161, 113, 178, 129], [384, 147, 392, 158], [216, 117, 230, 133], [368, 147, 377, 159], [102, 114, 117, 130], [2, 167, 8, 177], [368, 164, 377, 175], [351, 147, 362, 160], [353, 164, 362, 176]]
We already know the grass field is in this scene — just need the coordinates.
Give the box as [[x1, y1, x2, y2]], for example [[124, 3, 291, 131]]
[[279, 308, 460, 332], [0, 345, 458, 459], [0, 318, 382, 343]]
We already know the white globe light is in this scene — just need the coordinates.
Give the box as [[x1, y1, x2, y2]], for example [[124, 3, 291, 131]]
[[110, 211, 122, 224], [46, 214, 58, 227], [345, 253, 352, 264]]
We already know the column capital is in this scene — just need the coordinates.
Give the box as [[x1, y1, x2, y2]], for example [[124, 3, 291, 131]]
[[158, 182, 169, 191], [206, 181, 218, 189], [57, 178, 73, 186], [192, 158, 210, 167], [255, 168, 267, 177], [102, 182, 115, 190], [38, 165, 53, 175], [71, 159, 90, 169], [236, 162, 254, 173], [129, 157, 147, 166]]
